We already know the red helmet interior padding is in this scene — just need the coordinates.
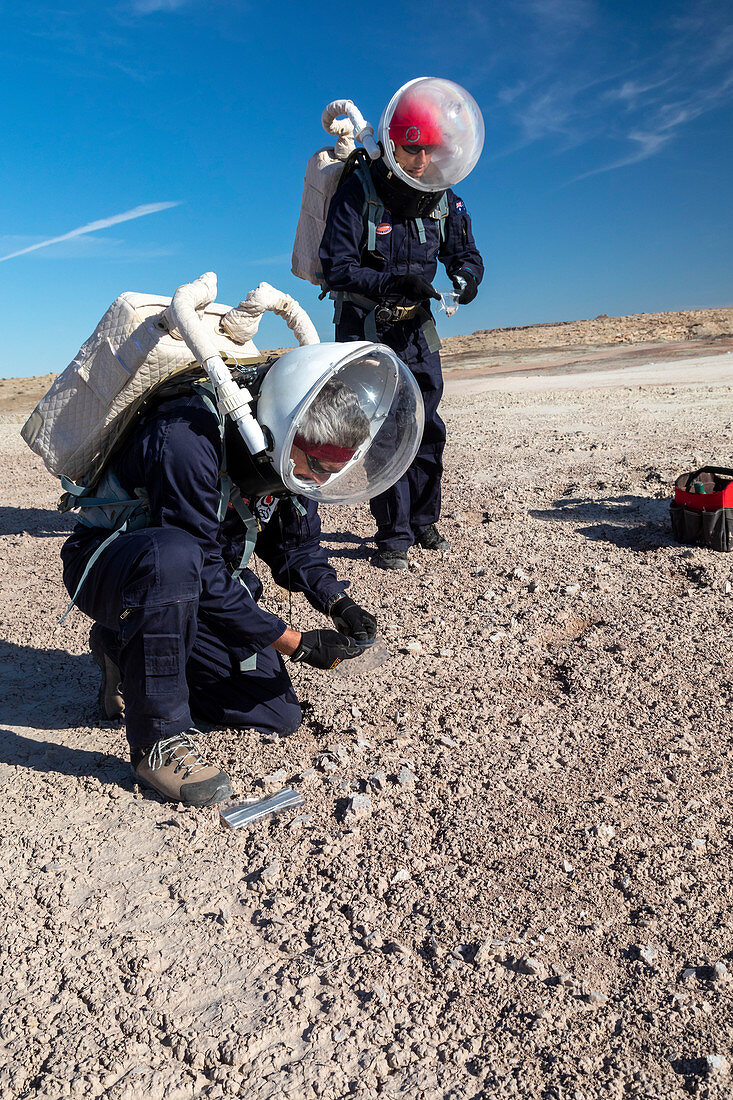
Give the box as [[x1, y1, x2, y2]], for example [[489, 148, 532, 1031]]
[[388, 93, 443, 147]]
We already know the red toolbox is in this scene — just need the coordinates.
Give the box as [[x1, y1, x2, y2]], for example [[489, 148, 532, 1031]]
[[671, 467, 733, 551]]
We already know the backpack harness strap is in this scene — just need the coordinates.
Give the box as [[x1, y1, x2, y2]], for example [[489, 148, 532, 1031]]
[[355, 161, 384, 254], [190, 380, 261, 585], [60, 519, 137, 624], [433, 192, 449, 242], [59, 469, 151, 622], [222, 478, 260, 582]]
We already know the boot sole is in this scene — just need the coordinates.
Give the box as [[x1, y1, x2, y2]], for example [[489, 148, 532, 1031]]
[[375, 557, 409, 570], [131, 764, 232, 807]]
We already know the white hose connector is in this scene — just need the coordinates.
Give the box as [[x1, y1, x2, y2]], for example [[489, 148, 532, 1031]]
[[220, 282, 319, 348], [321, 102, 355, 161], [322, 100, 355, 138], [165, 272, 268, 457], [163, 271, 220, 362], [322, 99, 380, 160]]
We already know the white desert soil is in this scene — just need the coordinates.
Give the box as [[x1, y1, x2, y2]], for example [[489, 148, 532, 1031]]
[[1, 307, 733, 1099]]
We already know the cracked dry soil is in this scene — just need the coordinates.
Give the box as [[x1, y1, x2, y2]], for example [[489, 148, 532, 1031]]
[[1, 351, 732, 1100]]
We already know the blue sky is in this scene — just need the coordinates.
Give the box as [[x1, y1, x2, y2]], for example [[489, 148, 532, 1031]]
[[1, 0, 731, 379]]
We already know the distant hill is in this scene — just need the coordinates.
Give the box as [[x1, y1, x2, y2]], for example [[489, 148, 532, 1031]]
[[439, 306, 733, 355], [2, 306, 731, 416]]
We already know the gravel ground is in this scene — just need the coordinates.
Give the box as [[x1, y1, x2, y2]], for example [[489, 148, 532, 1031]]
[[1, 351, 732, 1100]]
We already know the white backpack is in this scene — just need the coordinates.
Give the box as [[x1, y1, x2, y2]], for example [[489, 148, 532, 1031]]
[[21, 291, 259, 486], [291, 100, 379, 286], [21, 276, 319, 489]]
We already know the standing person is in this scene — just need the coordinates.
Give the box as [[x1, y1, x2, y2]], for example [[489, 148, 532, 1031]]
[[319, 78, 485, 571]]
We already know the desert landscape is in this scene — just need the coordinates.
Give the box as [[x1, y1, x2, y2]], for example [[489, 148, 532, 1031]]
[[2, 307, 733, 1099]]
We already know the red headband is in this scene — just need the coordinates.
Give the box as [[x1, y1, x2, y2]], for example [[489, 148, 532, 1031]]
[[294, 433, 356, 463]]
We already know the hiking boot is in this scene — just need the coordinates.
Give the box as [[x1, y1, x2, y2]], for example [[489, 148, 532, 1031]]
[[375, 549, 409, 571], [414, 524, 451, 551], [131, 730, 232, 807], [89, 623, 125, 720]]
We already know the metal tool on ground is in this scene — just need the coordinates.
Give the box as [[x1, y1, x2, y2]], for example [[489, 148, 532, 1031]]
[[219, 787, 305, 829]]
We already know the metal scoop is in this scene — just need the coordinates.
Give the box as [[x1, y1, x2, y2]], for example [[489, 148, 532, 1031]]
[[219, 787, 305, 829]]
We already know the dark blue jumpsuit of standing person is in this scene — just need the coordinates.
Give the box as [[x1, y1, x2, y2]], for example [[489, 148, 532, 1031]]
[[319, 154, 483, 570], [60, 387, 375, 807]]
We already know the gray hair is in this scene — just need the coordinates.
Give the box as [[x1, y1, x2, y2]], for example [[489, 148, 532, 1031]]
[[299, 379, 370, 449]]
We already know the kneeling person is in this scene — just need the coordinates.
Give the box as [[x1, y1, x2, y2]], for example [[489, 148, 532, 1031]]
[[61, 378, 378, 808]]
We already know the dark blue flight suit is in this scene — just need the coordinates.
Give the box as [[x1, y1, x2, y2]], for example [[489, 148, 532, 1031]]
[[319, 164, 483, 553], [61, 391, 347, 750]]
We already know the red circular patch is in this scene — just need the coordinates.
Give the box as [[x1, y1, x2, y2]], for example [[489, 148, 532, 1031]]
[[376, 222, 392, 235], [404, 125, 421, 143]]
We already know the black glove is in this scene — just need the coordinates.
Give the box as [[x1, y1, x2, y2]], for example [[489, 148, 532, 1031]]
[[452, 267, 479, 305], [388, 274, 440, 303], [329, 595, 377, 645], [291, 629, 362, 670]]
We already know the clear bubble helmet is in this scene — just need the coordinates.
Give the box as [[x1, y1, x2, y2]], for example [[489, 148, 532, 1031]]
[[256, 342, 425, 504], [379, 77, 485, 194]]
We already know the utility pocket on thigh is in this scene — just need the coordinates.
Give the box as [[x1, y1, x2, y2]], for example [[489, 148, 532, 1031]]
[[144, 633, 182, 696]]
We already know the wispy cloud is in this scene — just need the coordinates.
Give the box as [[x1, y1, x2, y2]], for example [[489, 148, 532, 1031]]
[[582, 68, 733, 178], [513, 86, 576, 142], [238, 253, 291, 266], [0, 234, 178, 263], [604, 79, 672, 109], [0, 202, 180, 263], [494, 0, 733, 177], [573, 129, 674, 180], [128, 0, 193, 13], [524, 0, 595, 31]]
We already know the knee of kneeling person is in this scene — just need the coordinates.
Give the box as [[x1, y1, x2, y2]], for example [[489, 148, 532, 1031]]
[[278, 697, 303, 737]]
